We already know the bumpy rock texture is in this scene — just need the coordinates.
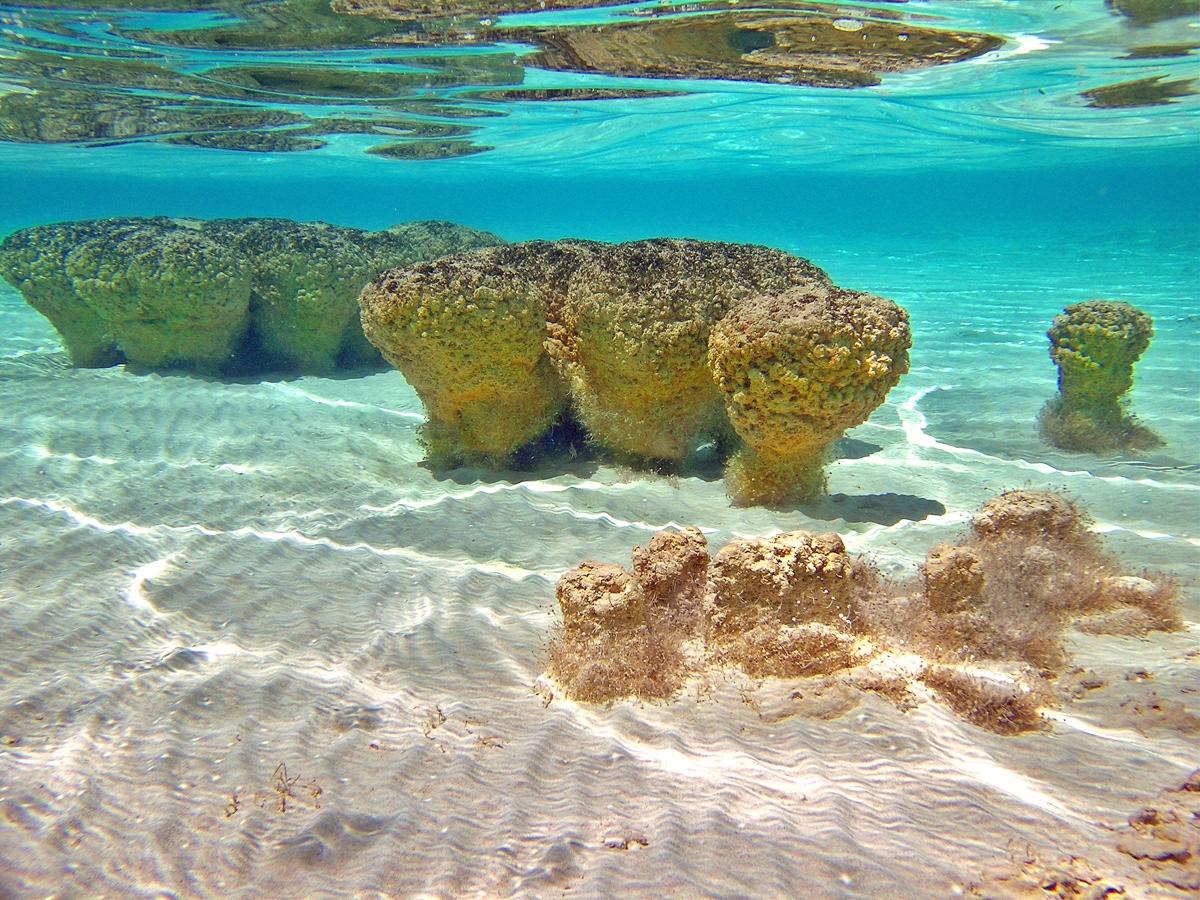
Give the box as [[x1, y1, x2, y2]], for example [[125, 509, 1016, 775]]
[[552, 240, 830, 462], [361, 238, 910, 503], [0, 216, 503, 374], [549, 527, 709, 703], [545, 490, 1182, 734], [708, 285, 910, 504], [1038, 300, 1161, 453]]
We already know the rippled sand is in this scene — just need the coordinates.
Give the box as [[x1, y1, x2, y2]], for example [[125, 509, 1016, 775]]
[[0, 224, 1196, 896]]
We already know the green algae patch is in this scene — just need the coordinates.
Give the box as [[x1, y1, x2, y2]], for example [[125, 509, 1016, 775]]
[[1083, 75, 1197, 108], [367, 139, 493, 159], [1107, 0, 1200, 25]]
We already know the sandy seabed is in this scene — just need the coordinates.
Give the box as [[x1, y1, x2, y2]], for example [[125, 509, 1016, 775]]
[[0, 223, 1196, 897]]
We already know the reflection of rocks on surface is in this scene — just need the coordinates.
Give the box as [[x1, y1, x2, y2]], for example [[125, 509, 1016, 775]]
[[367, 140, 493, 159], [1082, 75, 1197, 108], [503, 12, 1003, 89], [545, 490, 1183, 734]]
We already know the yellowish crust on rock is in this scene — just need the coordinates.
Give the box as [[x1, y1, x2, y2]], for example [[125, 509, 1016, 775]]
[[359, 247, 563, 465], [708, 285, 911, 505]]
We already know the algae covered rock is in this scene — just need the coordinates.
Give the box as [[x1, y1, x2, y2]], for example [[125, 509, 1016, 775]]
[[1039, 300, 1161, 452], [708, 285, 911, 506], [361, 237, 909, 500], [707, 531, 861, 635], [548, 527, 710, 704], [545, 489, 1182, 731], [921, 544, 984, 614], [66, 219, 252, 372], [971, 489, 1087, 541], [205, 218, 376, 372]]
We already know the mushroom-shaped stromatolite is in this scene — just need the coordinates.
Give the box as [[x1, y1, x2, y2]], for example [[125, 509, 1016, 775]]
[[0, 217, 166, 366], [66, 219, 252, 372], [1, 215, 504, 375], [1038, 300, 1161, 452], [359, 246, 564, 466], [550, 239, 830, 462], [707, 285, 911, 506]]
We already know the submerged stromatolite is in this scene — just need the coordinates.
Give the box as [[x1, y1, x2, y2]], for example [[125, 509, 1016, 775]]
[[544, 490, 1182, 733], [551, 239, 829, 462], [1038, 299, 1161, 452], [707, 285, 911, 505], [65, 219, 253, 372], [0, 216, 503, 374], [359, 245, 568, 465], [360, 238, 909, 505], [0, 217, 162, 367]]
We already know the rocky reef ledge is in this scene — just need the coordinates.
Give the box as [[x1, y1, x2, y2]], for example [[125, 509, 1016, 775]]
[[0, 217, 503, 375], [543, 490, 1183, 734]]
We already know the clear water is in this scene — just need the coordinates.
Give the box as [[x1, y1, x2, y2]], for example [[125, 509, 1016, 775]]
[[0, 1, 1198, 896]]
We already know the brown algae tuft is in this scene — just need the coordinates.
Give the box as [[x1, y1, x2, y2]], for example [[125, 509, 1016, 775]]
[[544, 490, 1183, 734]]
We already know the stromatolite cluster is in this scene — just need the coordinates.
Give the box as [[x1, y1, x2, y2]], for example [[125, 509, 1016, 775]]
[[360, 238, 911, 505]]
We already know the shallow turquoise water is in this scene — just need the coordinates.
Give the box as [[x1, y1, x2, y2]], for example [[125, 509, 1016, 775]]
[[1, 0, 1198, 896]]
